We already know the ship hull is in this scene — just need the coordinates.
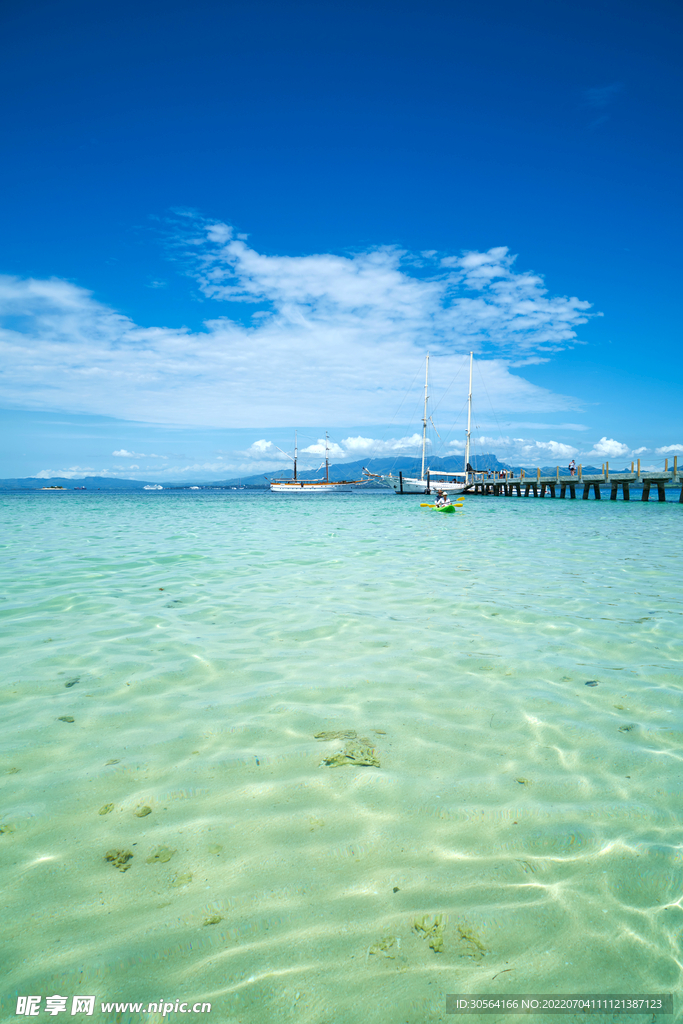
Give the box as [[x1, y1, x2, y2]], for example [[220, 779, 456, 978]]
[[381, 474, 469, 495], [270, 481, 350, 492]]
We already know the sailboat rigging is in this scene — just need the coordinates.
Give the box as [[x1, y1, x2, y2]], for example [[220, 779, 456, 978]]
[[368, 353, 474, 496]]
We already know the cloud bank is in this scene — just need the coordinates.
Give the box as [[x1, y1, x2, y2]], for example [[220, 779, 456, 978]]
[[0, 221, 596, 428], [457, 434, 656, 468], [33, 431, 677, 481]]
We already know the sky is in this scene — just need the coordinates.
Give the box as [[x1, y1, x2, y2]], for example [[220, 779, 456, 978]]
[[0, 0, 681, 481]]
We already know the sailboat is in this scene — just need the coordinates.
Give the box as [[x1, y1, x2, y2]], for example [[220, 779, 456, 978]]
[[372, 353, 474, 496], [269, 432, 368, 492]]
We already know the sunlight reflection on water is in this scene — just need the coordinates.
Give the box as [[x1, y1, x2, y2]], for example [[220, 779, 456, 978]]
[[1, 489, 682, 1022]]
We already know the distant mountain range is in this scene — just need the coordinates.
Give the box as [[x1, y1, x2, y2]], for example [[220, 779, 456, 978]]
[[0, 455, 611, 490], [0, 475, 155, 490], [221, 454, 512, 486], [209, 454, 608, 486]]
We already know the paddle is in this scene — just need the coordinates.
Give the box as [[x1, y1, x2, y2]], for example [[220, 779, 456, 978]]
[[420, 502, 464, 507]]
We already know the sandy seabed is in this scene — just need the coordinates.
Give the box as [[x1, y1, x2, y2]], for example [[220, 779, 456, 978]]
[[1, 490, 682, 1023]]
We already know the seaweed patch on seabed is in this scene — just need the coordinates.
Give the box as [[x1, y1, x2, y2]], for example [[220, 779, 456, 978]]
[[455, 924, 487, 961], [314, 730, 358, 740], [367, 936, 401, 962], [319, 738, 380, 768], [146, 846, 176, 864], [105, 849, 133, 872], [171, 871, 193, 887], [413, 914, 446, 953], [203, 914, 223, 926]]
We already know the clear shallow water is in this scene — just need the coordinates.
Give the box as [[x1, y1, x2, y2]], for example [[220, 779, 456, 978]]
[[1, 489, 682, 1024]]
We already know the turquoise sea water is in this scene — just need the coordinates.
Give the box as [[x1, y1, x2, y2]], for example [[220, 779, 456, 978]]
[[1, 489, 682, 1024]]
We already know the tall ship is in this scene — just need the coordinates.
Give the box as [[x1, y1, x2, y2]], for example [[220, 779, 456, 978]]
[[367, 352, 475, 496], [269, 433, 368, 493]]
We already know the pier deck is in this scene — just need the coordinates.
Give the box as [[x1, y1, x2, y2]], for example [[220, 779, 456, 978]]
[[464, 459, 682, 502]]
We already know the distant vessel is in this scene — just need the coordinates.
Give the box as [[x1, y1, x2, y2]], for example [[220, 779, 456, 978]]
[[372, 353, 474, 496], [143, 484, 163, 490], [41, 485, 64, 490], [269, 433, 367, 493], [73, 486, 86, 490]]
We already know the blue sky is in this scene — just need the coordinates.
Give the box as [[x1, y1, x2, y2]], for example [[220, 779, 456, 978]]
[[0, 0, 681, 480]]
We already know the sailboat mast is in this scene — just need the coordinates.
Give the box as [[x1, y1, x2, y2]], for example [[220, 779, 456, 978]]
[[325, 432, 329, 483], [294, 431, 298, 481], [421, 353, 429, 480], [464, 351, 473, 475]]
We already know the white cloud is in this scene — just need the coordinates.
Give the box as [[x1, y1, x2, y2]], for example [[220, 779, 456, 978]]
[[508, 357, 551, 367], [295, 433, 432, 461], [632, 446, 649, 455], [491, 421, 588, 431], [247, 439, 274, 454], [112, 449, 167, 458], [193, 226, 595, 360], [534, 440, 578, 459], [0, 223, 593, 428], [35, 466, 97, 478], [162, 462, 229, 474], [243, 432, 431, 469], [655, 444, 683, 454], [34, 460, 231, 481], [584, 83, 624, 109], [473, 435, 579, 463], [585, 436, 630, 460], [463, 433, 639, 465], [276, 430, 638, 470], [339, 433, 427, 456], [583, 83, 624, 128], [301, 439, 345, 458]]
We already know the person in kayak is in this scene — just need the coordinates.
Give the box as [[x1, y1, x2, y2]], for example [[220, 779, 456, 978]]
[[435, 490, 450, 507]]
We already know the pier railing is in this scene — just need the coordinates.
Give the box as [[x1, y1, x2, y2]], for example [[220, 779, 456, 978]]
[[466, 457, 682, 502]]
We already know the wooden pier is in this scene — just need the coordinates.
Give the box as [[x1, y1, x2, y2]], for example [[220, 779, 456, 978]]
[[465, 457, 683, 502]]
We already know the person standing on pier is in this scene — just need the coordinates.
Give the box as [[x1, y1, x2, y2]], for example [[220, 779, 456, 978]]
[[569, 460, 576, 476]]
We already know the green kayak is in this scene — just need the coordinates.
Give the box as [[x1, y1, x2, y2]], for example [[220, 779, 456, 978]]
[[421, 502, 457, 513]]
